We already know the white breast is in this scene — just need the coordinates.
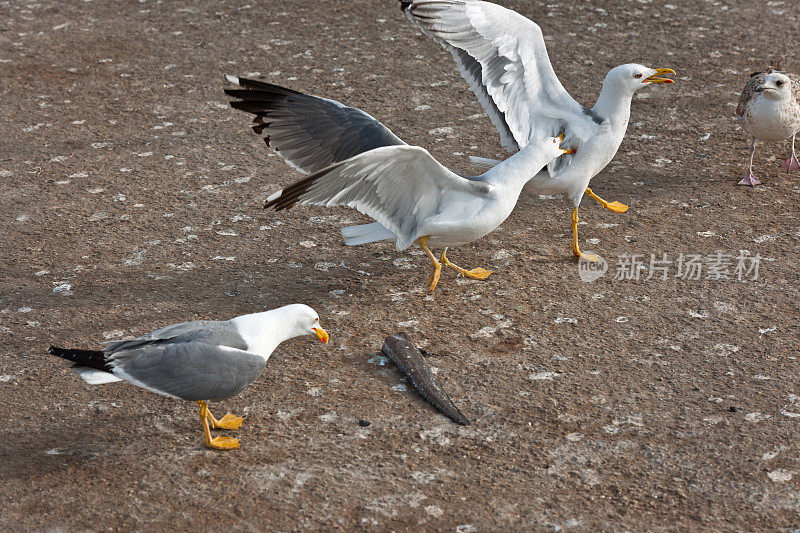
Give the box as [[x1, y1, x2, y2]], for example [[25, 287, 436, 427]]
[[744, 95, 800, 142], [424, 188, 509, 247]]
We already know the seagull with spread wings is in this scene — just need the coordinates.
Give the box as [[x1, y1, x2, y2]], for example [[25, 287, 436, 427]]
[[225, 76, 570, 292], [401, 0, 675, 260]]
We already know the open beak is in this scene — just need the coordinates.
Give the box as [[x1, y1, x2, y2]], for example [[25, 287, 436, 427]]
[[556, 133, 574, 154], [643, 68, 676, 84], [312, 327, 329, 344], [554, 132, 574, 154]]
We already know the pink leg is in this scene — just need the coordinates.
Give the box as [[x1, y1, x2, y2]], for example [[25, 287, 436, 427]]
[[780, 134, 800, 172], [739, 139, 762, 186]]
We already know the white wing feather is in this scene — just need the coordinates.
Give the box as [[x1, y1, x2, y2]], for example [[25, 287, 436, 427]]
[[405, 0, 594, 151], [271, 145, 485, 250]]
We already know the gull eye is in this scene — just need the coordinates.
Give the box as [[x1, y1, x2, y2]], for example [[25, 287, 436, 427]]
[[776, 80, 784, 87], [634, 73, 643, 79]]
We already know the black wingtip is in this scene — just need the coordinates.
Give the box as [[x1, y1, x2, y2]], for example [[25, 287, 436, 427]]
[[400, 1, 412, 11]]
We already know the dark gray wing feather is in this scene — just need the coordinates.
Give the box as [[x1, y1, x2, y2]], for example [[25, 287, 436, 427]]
[[104, 321, 247, 353], [225, 77, 406, 174], [110, 342, 266, 402]]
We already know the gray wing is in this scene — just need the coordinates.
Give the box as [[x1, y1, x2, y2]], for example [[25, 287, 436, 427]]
[[104, 320, 247, 353], [225, 76, 406, 174], [109, 342, 266, 402], [264, 145, 486, 250]]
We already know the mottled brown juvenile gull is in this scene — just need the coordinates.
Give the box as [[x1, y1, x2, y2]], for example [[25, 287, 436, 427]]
[[401, 0, 675, 260], [49, 304, 329, 450], [736, 60, 800, 186], [226, 76, 570, 292]]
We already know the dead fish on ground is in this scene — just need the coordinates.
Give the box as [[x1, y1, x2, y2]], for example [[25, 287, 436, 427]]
[[379, 332, 469, 425]]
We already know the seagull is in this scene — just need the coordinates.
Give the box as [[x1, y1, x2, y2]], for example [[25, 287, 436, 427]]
[[736, 60, 800, 186], [225, 76, 570, 291], [401, 0, 675, 260], [49, 304, 329, 450]]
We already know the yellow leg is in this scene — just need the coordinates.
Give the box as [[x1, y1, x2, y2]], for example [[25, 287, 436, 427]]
[[197, 401, 239, 450], [571, 208, 601, 262], [205, 406, 243, 430], [440, 248, 492, 280], [419, 236, 442, 292], [585, 187, 628, 213]]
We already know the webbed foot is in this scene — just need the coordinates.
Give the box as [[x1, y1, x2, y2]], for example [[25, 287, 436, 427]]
[[738, 171, 761, 186], [205, 436, 240, 450], [211, 414, 244, 430], [461, 267, 492, 279], [780, 153, 800, 173]]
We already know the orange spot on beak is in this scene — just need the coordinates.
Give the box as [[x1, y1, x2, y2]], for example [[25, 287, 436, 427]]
[[312, 327, 329, 344]]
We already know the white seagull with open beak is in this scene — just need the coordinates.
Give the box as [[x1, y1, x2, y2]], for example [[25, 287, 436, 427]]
[[226, 77, 571, 292], [401, 0, 675, 260]]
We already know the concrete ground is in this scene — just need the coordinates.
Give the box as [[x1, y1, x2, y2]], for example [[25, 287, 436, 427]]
[[1, 0, 799, 530]]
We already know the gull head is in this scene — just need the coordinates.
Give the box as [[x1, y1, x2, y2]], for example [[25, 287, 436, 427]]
[[281, 303, 329, 344], [755, 71, 792, 101], [604, 64, 675, 95], [552, 133, 576, 155]]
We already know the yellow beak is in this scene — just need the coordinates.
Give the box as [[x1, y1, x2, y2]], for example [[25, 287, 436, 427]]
[[556, 132, 574, 153], [312, 327, 329, 344], [643, 68, 676, 84]]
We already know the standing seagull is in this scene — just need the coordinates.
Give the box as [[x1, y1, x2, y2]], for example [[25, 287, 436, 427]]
[[49, 305, 329, 450], [401, 0, 675, 260], [226, 77, 571, 292], [736, 60, 800, 186]]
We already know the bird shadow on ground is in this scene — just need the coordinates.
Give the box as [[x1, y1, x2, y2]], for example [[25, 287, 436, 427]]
[[0, 415, 132, 481]]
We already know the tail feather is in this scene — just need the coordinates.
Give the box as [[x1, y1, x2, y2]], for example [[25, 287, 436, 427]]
[[72, 367, 122, 384], [341, 222, 396, 246], [49, 346, 112, 372]]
